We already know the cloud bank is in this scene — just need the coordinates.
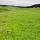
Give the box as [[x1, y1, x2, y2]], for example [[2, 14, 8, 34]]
[[0, 0, 40, 6]]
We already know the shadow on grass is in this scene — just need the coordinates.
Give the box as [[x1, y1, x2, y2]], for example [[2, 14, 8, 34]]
[[0, 7, 10, 12]]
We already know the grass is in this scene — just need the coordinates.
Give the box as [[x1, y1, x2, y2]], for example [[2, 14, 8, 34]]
[[0, 6, 40, 40]]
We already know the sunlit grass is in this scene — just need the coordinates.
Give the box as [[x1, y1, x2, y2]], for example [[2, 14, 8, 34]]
[[0, 6, 40, 40]]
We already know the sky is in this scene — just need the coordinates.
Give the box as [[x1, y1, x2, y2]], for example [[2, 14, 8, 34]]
[[0, 0, 40, 6]]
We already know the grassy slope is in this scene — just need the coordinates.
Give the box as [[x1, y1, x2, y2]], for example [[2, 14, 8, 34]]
[[0, 7, 40, 40]]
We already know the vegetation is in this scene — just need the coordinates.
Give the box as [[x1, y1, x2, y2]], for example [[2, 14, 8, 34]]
[[0, 6, 40, 40]]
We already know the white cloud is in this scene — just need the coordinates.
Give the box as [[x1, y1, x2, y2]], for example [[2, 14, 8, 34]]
[[0, 0, 15, 2], [15, 0, 40, 6], [0, 0, 40, 6]]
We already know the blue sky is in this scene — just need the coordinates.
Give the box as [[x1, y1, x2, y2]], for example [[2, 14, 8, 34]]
[[0, 0, 40, 6]]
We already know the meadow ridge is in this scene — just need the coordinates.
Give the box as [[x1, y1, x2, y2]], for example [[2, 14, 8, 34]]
[[0, 6, 40, 40]]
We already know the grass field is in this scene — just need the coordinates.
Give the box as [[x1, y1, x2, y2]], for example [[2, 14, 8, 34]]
[[0, 6, 40, 40]]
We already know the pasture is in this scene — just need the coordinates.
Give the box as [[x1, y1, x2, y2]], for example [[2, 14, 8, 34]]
[[0, 6, 40, 40]]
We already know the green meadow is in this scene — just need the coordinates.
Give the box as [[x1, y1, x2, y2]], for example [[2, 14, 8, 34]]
[[0, 6, 40, 40]]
